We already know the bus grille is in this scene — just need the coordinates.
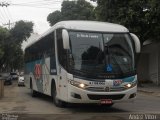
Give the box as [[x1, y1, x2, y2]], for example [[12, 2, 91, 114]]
[[85, 86, 126, 92], [87, 94, 125, 100]]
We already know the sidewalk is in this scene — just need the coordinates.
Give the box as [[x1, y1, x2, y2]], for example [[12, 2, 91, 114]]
[[138, 83, 160, 97]]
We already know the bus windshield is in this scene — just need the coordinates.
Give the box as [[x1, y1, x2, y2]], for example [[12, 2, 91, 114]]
[[69, 31, 135, 78]]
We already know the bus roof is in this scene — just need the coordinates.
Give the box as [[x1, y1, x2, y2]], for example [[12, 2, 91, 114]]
[[25, 20, 129, 50], [54, 20, 129, 32]]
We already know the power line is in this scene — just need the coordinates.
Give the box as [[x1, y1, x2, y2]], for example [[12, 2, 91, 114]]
[[11, 1, 62, 7], [0, 2, 10, 7], [6, 7, 13, 22], [0, 19, 4, 25], [11, 0, 62, 8], [0, 1, 10, 24], [11, 4, 60, 9], [16, 2, 61, 6], [0, 1, 14, 29], [0, 8, 8, 23], [0, 0, 62, 10], [2, 7, 10, 21], [15, 0, 62, 5], [0, 0, 63, 28], [0, 10, 5, 24]]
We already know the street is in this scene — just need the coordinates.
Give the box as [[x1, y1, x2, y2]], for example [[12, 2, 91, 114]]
[[0, 0, 160, 120], [0, 81, 160, 120]]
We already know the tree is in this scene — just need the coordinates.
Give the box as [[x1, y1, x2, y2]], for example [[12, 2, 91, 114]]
[[61, 0, 95, 20], [95, 0, 160, 44], [95, 0, 151, 44], [47, 0, 95, 26], [146, 0, 160, 41], [0, 20, 33, 71], [47, 10, 62, 26], [0, 27, 10, 60], [10, 20, 33, 44]]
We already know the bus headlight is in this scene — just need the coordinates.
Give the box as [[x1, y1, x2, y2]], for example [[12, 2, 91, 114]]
[[69, 80, 87, 89], [124, 81, 137, 89], [79, 83, 85, 88], [125, 83, 132, 88]]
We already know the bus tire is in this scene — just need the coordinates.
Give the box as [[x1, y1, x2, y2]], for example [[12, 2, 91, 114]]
[[30, 79, 37, 97], [52, 82, 66, 107]]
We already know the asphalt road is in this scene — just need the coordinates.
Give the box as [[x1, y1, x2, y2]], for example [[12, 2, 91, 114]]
[[0, 81, 160, 120]]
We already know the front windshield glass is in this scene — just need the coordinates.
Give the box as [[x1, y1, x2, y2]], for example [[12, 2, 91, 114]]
[[69, 32, 104, 73], [103, 33, 134, 74], [69, 31, 135, 78]]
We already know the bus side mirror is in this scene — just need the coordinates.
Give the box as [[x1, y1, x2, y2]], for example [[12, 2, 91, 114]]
[[130, 33, 141, 53], [62, 29, 70, 50]]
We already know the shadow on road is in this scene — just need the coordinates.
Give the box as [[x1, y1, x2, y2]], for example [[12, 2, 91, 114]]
[[31, 92, 128, 113], [67, 104, 128, 113]]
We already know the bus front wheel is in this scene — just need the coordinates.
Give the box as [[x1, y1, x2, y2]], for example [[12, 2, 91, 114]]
[[52, 85, 66, 107]]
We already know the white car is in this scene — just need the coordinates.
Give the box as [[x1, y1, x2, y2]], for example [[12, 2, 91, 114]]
[[18, 75, 24, 86]]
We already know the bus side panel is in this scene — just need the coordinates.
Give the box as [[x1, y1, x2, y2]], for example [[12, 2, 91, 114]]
[[25, 60, 42, 92], [25, 57, 58, 96], [42, 57, 57, 96], [42, 57, 50, 95]]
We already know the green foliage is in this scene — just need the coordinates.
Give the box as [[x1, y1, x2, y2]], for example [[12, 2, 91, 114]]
[[47, 0, 95, 26], [10, 20, 33, 43], [47, 10, 62, 26], [0, 27, 10, 41], [95, 0, 160, 43], [47, 0, 160, 43], [0, 20, 33, 72], [147, 0, 160, 41], [0, 27, 10, 60], [61, 0, 95, 20]]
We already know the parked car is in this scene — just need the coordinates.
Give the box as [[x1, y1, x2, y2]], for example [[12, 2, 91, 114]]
[[18, 75, 24, 86], [10, 72, 18, 80], [0, 73, 12, 85]]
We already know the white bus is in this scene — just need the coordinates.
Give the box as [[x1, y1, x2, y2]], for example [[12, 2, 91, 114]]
[[24, 21, 141, 107]]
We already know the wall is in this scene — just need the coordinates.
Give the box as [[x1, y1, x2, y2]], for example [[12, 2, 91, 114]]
[[137, 53, 149, 81], [138, 42, 160, 85]]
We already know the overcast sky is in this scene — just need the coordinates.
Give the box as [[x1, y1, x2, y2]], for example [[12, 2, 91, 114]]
[[0, 0, 96, 34], [0, 0, 96, 49], [0, 0, 62, 34]]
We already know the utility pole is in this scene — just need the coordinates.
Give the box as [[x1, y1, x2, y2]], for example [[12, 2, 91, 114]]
[[0, 1, 14, 29], [3, 20, 15, 30]]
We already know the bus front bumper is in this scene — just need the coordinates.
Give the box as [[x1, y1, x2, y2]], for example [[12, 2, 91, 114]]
[[67, 84, 137, 104]]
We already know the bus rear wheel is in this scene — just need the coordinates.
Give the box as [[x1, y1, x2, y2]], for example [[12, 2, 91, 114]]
[[52, 85, 66, 107]]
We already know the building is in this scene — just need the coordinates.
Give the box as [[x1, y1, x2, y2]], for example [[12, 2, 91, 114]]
[[137, 41, 160, 85]]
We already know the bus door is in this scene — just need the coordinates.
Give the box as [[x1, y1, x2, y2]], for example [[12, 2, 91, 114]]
[[58, 67, 68, 101], [56, 28, 68, 101]]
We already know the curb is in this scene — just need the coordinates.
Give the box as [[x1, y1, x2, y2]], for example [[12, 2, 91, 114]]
[[138, 89, 160, 97], [138, 89, 154, 94]]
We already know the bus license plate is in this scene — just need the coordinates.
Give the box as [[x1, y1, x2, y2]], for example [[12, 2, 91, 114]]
[[100, 99, 112, 104]]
